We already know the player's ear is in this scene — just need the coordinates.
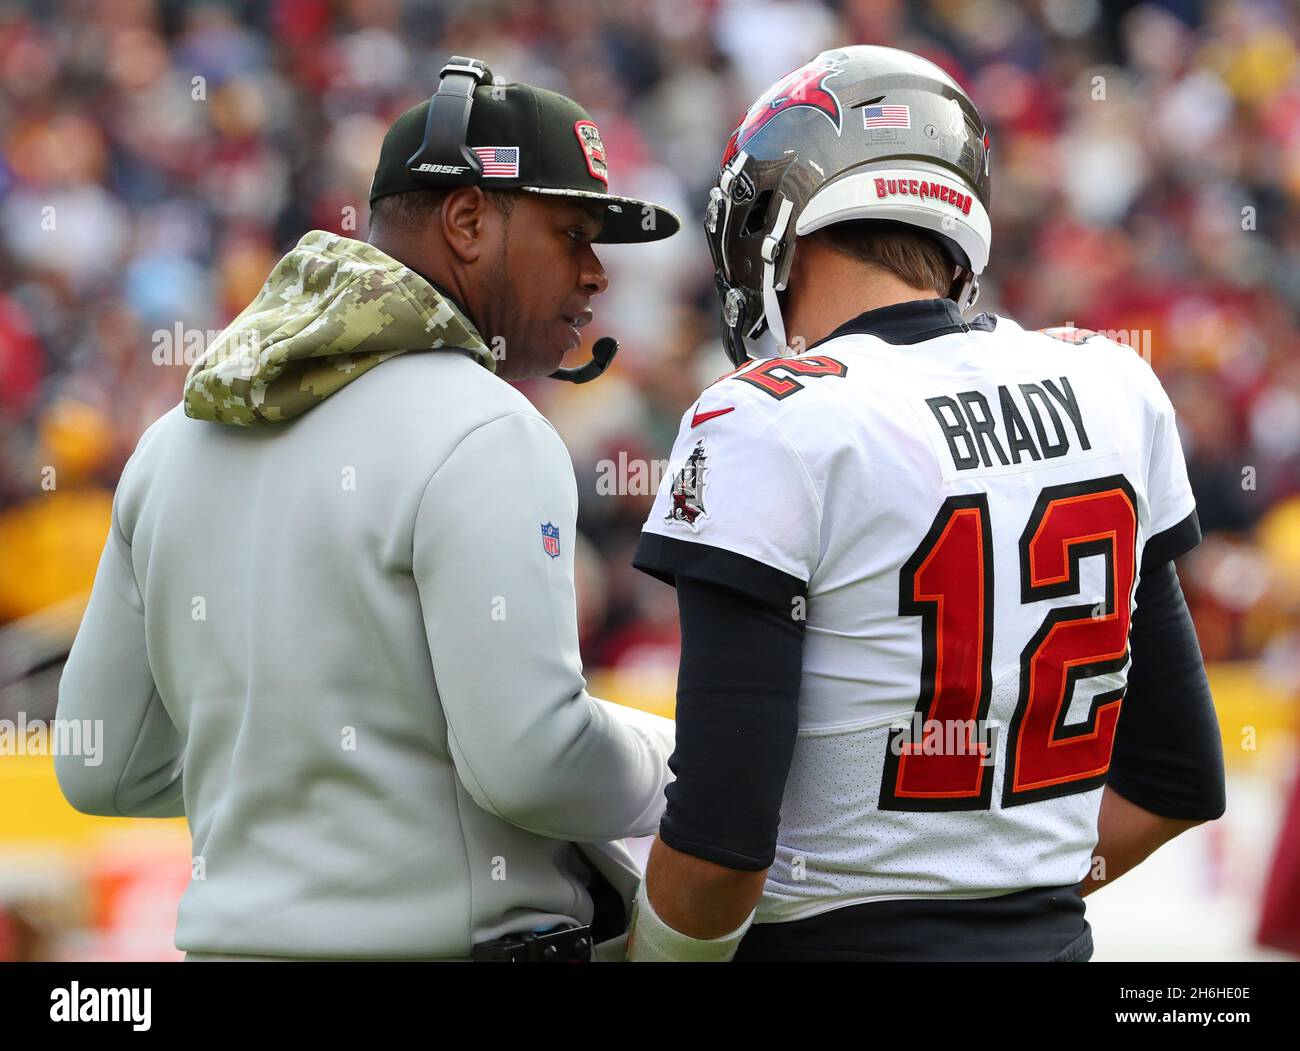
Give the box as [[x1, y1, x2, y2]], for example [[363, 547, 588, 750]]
[[786, 238, 805, 286], [779, 238, 810, 329], [441, 187, 489, 264]]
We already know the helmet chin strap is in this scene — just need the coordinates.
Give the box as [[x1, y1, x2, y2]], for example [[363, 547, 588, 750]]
[[762, 262, 788, 353], [760, 196, 796, 355], [954, 270, 981, 313]]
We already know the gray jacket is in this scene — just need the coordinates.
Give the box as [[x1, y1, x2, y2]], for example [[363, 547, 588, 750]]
[[55, 234, 673, 959]]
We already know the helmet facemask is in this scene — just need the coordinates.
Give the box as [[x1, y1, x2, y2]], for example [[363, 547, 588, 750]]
[[706, 151, 801, 368]]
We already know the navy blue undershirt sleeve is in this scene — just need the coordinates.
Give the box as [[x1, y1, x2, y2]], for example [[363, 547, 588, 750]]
[[633, 533, 808, 610], [655, 569, 806, 871], [1107, 557, 1226, 821], [1144, 509, 1201, 566]]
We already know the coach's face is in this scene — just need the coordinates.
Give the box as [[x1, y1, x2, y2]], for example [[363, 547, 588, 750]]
[[470, 193, 610, 380]]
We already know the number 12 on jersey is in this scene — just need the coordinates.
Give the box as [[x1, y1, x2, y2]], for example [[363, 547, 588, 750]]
[[880, 475, 1138, 812]]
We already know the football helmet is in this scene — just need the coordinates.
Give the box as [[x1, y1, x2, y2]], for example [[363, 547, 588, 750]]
[[706, 45, 992, 366]]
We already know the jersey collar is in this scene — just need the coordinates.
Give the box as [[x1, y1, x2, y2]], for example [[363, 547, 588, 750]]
[[808, 297, 988, 349]]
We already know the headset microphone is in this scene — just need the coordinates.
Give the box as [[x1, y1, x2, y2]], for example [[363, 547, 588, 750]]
[[549, 336, 619, 383]]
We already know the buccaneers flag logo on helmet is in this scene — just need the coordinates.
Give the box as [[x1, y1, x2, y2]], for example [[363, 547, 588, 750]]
[[720, 56, 846, 169]]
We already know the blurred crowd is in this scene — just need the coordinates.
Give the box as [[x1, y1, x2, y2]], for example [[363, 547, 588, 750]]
[[1, 0, 1299, 686]]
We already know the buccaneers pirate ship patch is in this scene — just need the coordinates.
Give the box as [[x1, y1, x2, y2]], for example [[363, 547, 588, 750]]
[[666, 439, 710, 531]]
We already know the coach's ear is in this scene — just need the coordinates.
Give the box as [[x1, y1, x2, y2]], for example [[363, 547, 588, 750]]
[[440, 186, 492, 264]]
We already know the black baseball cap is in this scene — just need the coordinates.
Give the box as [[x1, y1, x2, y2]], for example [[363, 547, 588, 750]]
[[369, 72, 680, 245]]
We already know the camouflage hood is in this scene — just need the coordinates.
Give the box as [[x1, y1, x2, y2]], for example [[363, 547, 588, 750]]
[[183, 231, 496, 425]]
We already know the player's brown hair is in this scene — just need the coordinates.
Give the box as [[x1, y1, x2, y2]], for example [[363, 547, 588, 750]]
[[811, 220, 955, 298]]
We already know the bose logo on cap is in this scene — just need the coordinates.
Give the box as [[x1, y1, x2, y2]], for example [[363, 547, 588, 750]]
[[411, 163, 469, 174]]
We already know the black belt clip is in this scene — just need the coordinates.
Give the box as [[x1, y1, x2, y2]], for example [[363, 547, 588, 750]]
[[471, 924, 594, 963]]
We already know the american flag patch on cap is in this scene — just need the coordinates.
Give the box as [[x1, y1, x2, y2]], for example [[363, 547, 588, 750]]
[[862, 105, 910, 129], [473, 146, 520, 178]]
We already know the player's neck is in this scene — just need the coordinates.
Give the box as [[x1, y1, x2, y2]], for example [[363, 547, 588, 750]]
[[784, 246, 942, 350]]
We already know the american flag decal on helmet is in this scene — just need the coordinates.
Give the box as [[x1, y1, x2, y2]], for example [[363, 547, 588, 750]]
[[862, 105, 910, 129]]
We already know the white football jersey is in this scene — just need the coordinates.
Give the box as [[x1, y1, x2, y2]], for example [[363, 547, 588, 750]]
[[636, 298, 1199, 924]]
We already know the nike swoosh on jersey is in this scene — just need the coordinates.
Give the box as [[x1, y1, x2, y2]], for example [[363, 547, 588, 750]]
[[691, 406, 735, 428]]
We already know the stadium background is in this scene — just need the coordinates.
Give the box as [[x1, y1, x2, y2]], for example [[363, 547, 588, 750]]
[[0, 0, 1297, 961]]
